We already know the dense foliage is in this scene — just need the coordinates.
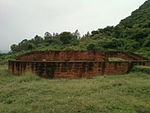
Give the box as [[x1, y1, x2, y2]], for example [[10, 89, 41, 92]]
[[90, 0, 150, 52], [10, 30, 80, 52]]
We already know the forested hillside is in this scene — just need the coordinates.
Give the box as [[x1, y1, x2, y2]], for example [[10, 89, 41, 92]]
[[0, 0, 150, 64], [88, 0, 150, 55]]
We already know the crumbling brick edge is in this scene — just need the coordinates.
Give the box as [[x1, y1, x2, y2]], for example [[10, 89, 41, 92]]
[[8, 60, 150, 79]]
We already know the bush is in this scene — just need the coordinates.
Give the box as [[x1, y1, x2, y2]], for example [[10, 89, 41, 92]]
[[87, 44, 96, 50], [131, 65, 150, 74], [59, 32, 77, 44], [100, 39, 125, 49]]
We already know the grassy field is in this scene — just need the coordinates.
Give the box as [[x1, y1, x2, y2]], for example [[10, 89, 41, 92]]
[[0, 65, 150, 113]]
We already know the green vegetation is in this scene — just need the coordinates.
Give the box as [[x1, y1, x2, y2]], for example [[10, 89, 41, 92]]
[[0, 51, 29, 65], [0, 65, 150, 113], [108, 57, 126, 61], [1, 0, 148, 63], [131, 65, 150, 74]]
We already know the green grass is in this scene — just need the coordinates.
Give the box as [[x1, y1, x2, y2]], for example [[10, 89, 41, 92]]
[[108, 57, 126, 61], [131, 65, 150, 74], [0, 65, 150, 113]]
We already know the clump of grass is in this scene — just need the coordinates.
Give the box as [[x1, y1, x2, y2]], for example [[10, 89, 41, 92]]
[[16, 72, 42, 83], [108, 57, 126, 61], [131, 65, 150, 74]]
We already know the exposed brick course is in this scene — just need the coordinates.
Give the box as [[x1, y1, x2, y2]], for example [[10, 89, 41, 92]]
[[8, 51, 150, 78]]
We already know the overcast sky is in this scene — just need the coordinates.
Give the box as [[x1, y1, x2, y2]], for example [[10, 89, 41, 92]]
[[0, 0, 146, 50]]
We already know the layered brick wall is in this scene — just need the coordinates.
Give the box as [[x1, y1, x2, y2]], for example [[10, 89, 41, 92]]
[[8, 60, 127, 78], [16, 51, 107, 61], [105, 51, 149, 61], [16, 51, 148, 62], [8, 60, 150, 78], [8, 51, 150, 79]]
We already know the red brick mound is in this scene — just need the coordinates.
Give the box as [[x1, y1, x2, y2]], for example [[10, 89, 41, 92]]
[[8, 51, 150, 78]]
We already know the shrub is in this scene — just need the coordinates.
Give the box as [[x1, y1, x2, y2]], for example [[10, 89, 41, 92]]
[[131, 65, 150, 74]]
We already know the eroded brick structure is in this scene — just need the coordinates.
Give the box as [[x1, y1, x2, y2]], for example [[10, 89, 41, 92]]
[[8, 51, 150, 78]]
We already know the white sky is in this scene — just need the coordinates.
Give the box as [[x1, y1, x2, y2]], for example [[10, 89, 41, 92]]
[[0, 0, 146, 50]]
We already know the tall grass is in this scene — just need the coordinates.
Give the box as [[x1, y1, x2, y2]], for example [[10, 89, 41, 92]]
[[0, 65, 150, 113]]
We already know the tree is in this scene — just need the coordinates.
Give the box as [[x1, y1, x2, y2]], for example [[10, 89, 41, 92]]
[[34, 35, 43, 45], [91, 30, 99, 36], [59, 32, 76, 44], [11, 44, 18, 52], [73, 30, 80, 39], [27, 43, 36, 50], [20, 39, 28, 44], [143, 36, 150, 47], [100, 39, 124, 49], [44, 32, 52, 39], [87, 44, 96, 50]]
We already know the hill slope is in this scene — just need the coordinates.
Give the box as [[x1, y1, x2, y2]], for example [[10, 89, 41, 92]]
[[119, 0, 150, 28], [84, 0, 150, 56]]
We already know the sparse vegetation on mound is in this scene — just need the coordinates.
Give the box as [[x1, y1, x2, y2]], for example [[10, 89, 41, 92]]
[[132, 65, 150, 74], [0, 65, 150, 113], [108, 57, 126, 61]]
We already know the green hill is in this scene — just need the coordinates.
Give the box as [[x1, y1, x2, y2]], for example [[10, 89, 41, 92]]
[[90, 0, 150, 52], [119, 0, 150, 28], [115, 0, 150, 48], [83, 0, 150, 57]]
